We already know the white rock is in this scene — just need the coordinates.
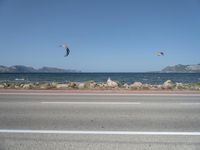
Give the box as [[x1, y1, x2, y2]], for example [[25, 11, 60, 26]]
[[56, 84, 69, 89], [23, 84, 31, 89], [39, 84, 49, 89], [68, 82, 77, 88], [123, 83, 129, 89], [163, 80, 174, 89], [142, 84, 151, 90], [78, 83, 85, 89], [89, 82, 97, 88], [14, 85, 20, 89], [0, 84, 4, 88], [98, 83, 107, 88], [107, 78, 118, 88], [130, 82, 143, 89], [85, 82, 97, 89], [175, 82, 184, 89], [51, 82, 58, 87], [157, 85, 163, 89]]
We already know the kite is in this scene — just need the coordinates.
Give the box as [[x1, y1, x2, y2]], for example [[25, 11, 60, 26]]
[[59, 44, 70, 57], [155, 51, 164, 56]]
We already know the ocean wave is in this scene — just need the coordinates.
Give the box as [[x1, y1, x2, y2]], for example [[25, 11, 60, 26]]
[[15, 78, 25, 81]]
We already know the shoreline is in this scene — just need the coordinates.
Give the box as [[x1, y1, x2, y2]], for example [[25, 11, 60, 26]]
[[0, 89, 200, 95], [0, 78, 200, 91]]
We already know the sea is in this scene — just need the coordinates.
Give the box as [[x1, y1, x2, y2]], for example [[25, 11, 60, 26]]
[[0, 73, 200, 84]]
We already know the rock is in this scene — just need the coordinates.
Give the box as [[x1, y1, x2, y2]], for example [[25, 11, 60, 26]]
[[85, 81, 97, 89], [123, 83, 129, 89], [156, 85, 163, 90], [7, 83, 15, 88], [39, 83, 50, 89], [55, 84, 69, 89], [19, 84, 24, 88], [193, 86, 200, 90], [23, 83, 35, 89], [175, 82, 185, 90], [142, 84, 151, 90], [22, 84, 31, 89], [0, 84, 4, 88], [35, 82, 40, 86], [182, 84, 191, 90], [130, 82, 143, 89], [14, 85, 20, 89], [4, 83, 10, 88], [78, 83, 85, 89], [90, 82, 97, 88], [147, 84, 158, 90], [68, 82, 77, 88], [50, 82, 58, 88], [163, 80, 174, 89], [107, 78, 118, 88], [98, 83, 107, 88], [2, 83, 8, 88]]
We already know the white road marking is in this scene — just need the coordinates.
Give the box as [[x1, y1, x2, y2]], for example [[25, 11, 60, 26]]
[[41, 102, 141, 105], [41, 101, 200, 105], [180, 103, 200, 105], [0, 129, 200, 136]]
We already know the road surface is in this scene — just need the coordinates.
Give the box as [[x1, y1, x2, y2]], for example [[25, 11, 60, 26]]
[[0, 92, 200, 150]]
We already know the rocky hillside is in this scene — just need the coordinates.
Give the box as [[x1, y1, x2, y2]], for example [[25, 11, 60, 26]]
[[162, 64, 200, 73], [0, 65, 79, 73]]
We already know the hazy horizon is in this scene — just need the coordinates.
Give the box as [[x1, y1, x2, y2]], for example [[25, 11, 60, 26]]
[[0, 0, 200, 72]]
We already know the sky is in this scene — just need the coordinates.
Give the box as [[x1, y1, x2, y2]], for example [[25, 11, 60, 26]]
[[0, 0, 200, 72]]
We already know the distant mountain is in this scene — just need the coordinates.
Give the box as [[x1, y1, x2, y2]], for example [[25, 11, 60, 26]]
[[38, 67, 79, 73], [0, 65, 80, 73], [162, 64, 200, 73]]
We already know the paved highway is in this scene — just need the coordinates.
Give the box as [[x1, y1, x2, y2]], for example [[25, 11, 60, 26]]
[[0, 93, 200, 149]]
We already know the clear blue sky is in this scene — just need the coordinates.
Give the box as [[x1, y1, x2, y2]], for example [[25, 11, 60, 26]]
[[0, 0, 200, 72]]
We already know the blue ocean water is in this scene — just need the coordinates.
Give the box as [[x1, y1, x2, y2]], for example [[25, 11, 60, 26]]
[[0, 73, 200, 84]]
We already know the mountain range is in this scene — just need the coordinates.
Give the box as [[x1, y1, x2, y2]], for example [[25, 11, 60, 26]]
[[161, 64, 200, 73], [0, 65, 80, 73], [0, 64, 200, 73]]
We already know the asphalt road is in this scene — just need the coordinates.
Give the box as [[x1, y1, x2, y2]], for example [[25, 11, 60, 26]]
[[0, 93, 200, 150]]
